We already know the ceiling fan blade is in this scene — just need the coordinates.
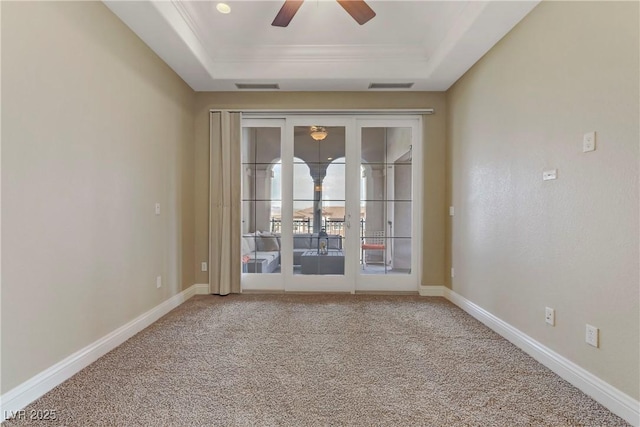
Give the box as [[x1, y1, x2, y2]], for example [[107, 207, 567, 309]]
[[272, 0, 305, 27], [336, 0, 376, 25]]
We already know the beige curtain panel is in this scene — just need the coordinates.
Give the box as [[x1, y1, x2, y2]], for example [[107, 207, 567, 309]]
[[209, 111, 241, 295]]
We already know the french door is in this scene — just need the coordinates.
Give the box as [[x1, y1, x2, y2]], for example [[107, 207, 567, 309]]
[[240, 115, 421, 292]]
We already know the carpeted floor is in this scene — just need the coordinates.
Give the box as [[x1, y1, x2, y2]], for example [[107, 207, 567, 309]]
[[3, 294, 630, 426]]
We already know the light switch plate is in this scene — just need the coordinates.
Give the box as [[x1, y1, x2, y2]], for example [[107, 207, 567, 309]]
[[543, 169, 557, 181], [155, 203, 161, 215]]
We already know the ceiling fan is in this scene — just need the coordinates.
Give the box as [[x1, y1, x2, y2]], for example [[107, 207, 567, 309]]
[[272, 0, 376, 27]]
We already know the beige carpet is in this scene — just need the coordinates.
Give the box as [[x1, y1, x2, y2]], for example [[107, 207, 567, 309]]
[[3, 294, 629, 426]]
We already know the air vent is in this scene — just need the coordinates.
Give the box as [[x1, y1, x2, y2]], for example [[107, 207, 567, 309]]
[[235, 83, 280, 90], [368, 82, 414, 89]]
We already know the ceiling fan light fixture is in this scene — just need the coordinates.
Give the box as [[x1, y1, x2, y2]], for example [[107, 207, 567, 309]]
[[310, 126, 328, 141]]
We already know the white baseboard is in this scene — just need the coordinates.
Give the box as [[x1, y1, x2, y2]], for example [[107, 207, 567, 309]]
[[442, 288, 640, 427], [194, 283, 210, 294], [418, 285, 446, 297], [1, 284, 200, 421]]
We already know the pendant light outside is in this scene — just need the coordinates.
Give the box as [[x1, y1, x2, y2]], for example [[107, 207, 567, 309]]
[[310, 126, 328, 141]]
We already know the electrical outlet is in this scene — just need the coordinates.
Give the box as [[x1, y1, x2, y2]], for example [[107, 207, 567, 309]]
[[156, 275, 162, 289], [449, 206, 455, 216], [450, 267, 455, 278], [545, 307, 555, 326], [586, 324, 599, 348], [201, 262, 208, 272], [583, 131, 596, 152]]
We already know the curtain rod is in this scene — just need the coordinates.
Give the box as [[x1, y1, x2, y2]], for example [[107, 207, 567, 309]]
[[212, 109, 435, 116]]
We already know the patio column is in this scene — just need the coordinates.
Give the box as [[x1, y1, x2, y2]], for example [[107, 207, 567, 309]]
[[309, 163, 328, 234], [254, 168, 272, 232], [313, 178, 323, 233]]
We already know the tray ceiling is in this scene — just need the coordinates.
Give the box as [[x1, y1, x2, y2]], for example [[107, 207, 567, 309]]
[[104, 0, 539, 91]]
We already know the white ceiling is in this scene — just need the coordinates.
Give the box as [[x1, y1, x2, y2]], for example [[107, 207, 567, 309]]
[[104, 0, 539, 92]]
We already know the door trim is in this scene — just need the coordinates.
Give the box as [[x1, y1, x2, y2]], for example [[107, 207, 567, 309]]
[[282, 116, 356, 293], [354, 118, 422, 292], [239, 113, 423, 293]]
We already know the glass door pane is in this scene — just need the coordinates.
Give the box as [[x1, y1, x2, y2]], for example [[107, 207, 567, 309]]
[[360, 126, 413, 275], [292, 125, 346, 276], [241, 125, 282, 276]]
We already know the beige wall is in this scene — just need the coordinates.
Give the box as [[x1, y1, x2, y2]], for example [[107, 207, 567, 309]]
[[7, 0, 635, 409], [1, 1, 195, 393], [193, 92, 447, 287], [447, 1, 639, 399]]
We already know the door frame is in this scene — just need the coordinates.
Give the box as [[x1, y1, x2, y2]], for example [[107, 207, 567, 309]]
[[282, 116, 357, 292], [239, 113, 423, 293], [354, 117, 423, 292]]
